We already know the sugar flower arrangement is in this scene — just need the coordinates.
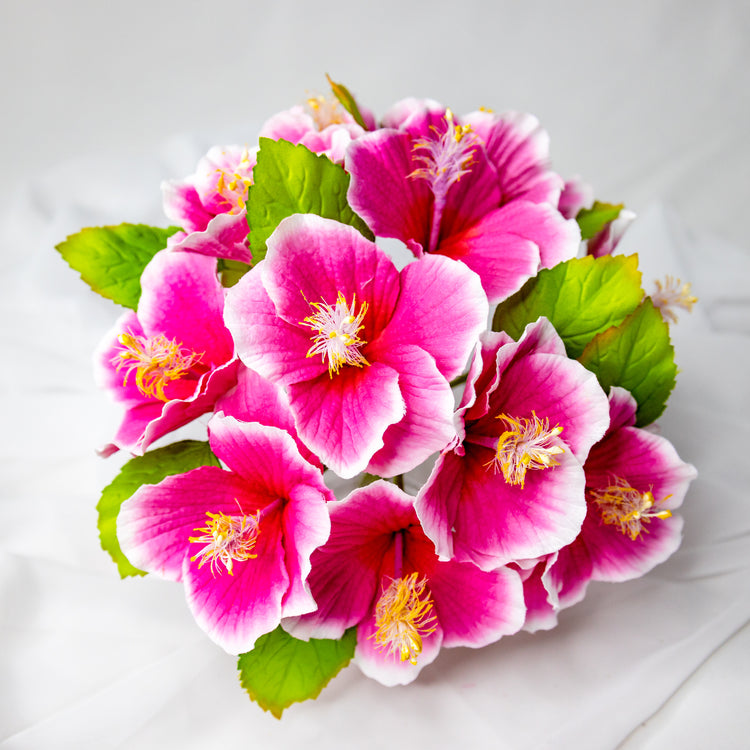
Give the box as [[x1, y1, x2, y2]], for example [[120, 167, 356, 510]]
[[57, 76, 698, 717]]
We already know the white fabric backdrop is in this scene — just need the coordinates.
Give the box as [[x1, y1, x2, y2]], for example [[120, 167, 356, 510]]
[[1, 2, 748, 747]]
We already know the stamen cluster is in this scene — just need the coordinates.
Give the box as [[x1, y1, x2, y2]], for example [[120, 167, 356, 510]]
[[189, 509, 261, 576], [373, 572, 438, 665], [589, 477, 672, 540], [114, 332, 203, 401]]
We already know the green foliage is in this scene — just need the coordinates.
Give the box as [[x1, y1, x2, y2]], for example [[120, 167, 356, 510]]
[[56, 223, 180, 309], [247, 138, 373, 262], [578, 298, 677, 426], [326, 73, 370, 130], [97, 440, 220, 577], [576, 201, 624, 240], [493, 254, 643, 358], [217, 258, 251, 287], [238, 626, 357, 718]]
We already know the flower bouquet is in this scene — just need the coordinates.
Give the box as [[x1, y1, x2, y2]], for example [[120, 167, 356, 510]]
[[57, 76, 697, 717]]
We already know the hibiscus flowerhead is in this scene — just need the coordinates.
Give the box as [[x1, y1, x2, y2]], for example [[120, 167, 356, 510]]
[[285, 481, 525, 686], [95, 251, 238, 455], [415, 318, 611, 570], [117, 414, 333, 654], [224, 214, 488, 478]]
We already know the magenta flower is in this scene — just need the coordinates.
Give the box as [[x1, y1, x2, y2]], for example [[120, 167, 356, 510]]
[[162, 145, 256, 263], [347, 101, 579, 303], [521, 387, 697, 632], [259, 93, 374, 164], [415, 318, 611, 570], [285, 481, 525, 686], [117, 414, 333, 654], [94, 251, 238, 455], [224, 214, 488, 478]]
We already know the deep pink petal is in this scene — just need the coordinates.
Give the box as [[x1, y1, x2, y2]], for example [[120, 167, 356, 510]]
[[207, 415, 332, 500], [162, 180, 214, 233], [405, 531, 525, 647], [286, 483, 414, 640], [382, 253, 488, 379], [464, 110, 563, 206], [478, 348, 610, 463], [168, 211, 252, 264], [347, 129, 433, 254], [417, 443, 587, 570], [184, 504, 288, 653], [365, 345, 456, 477], [262, 214, 402, 342], [558, 176, 594, 219], [216, 366, 321, 468], [225, 263, 327, 385], [117, 466, 256, 582], [138, 251, 234, 364], [288, 362, 404, 478], [519, 557, 561, 633], [437, 213, 541, 303]]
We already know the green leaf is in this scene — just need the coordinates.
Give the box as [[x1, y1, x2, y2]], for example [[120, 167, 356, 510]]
[[578, 298, 677, 426], [97, 440, 220, 578], [56, 223, 181, 309], [238, 626, 357, 718], [217, 258, 251, 287], [493, 254, 643, 358], [247, 138, 374, 262], [326, 73, 369, 130], [576, 201, 624, 241]]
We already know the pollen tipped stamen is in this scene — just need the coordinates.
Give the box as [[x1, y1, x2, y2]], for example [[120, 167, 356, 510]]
[[305, 94, 347, 129], [189, 509, 260, 576], [408, 109, 477, 192], [213, 147, 253, 213], [486, 412, 565, 488], [589, 477, 673, 540], [301, 291, 370, 377], [113, 332, 203, 401], [650, 275, 698, 324], [373, 572, 437, 666]]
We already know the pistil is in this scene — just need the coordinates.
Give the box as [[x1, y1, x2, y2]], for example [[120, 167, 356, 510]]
[[301, 291, 369, 377], [589, 477, 672, 540], [487, 412, 565, 488], [409, 109, 477, 253]]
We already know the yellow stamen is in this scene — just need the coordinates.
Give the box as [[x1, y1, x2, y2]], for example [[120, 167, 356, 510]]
[[301, 291, 369, 377], [114, 332, 203, 401], [305, 94, 347, 129], [589, 476, 672, 540], [189, 508, 260, 576], [487, 412, 565, 488], [373, 572, 437, 665], [214, 147, 253, 214], [650, 275, 698, 324]]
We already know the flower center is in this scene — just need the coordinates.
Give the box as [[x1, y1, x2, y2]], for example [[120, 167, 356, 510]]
[[408, 108, 477, 195], [373, 572, 438, 665], [305, 94, 347, 129], [651, 275, 698, 324], [215, 147, 254, 214], [589, 477, 672, 540], [189, 508, 260, 576], [487, 412, 565, 488], [113, 332, 203, 401], [301, 291, 370, 377]]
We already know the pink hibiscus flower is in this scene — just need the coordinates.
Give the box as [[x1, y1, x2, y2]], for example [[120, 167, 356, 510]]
[[259, 92, 375, 164], [224, 213, 488, 478], [414, 318, 611, 570], [285, 481, 525, 686], [117, 414, 333, 654], [346, 101, 579, 303], [521, 387, 697, 631], [162, 145, 256, 264], [95, 251, 238, 455]]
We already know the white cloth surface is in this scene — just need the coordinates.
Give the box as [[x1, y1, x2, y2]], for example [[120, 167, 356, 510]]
[[1, 2, 749, 747]]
